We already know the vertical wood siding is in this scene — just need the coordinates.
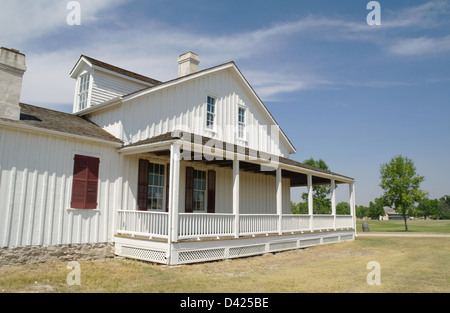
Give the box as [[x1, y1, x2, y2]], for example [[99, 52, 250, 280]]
[[0, 127, 122, 248], [89, 68, 290, 157], [90, 70, 150, 106]]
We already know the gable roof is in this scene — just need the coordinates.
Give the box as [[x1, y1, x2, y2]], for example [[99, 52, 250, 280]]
[[122, 61, 297, 154], [0, 103, 122, 146], [70, 56, 296, 154], [70, 55, 163, 86]]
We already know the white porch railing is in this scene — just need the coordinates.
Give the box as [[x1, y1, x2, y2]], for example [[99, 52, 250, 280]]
[[240, 214, 279, 236], [312, 214, 335, 230], [117, 211, 355, 240], [281, 214, 311, 232], [117, 210, 169, 239], [178, 213, 235, 239]]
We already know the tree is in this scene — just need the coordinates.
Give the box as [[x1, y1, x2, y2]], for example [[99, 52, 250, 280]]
[[336, 202, 350, 215], [438, 196, 450, 220], [368, 197, 385, 220], [356, 205, 369, 219], [416, 198, 439, 220], [291, 201, 308, 214], [379, 155, 427, 231], [301, 158, 331, 214]]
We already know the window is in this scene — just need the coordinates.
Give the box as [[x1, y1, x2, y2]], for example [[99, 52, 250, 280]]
[[193, 170, 206, 212], [206, 96, 216, 130], [148, 163, 165, 210], [71, 155, 100, 209], [238, 106, 246, 139], [78, 73, 90, 110], [185, 167, 216, 213]]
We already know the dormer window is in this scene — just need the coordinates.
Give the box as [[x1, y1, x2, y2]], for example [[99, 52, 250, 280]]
[[78, 73, 90, 111]]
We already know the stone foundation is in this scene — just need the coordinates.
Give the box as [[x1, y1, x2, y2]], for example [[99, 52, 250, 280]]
[[0, 243, 115, 266]]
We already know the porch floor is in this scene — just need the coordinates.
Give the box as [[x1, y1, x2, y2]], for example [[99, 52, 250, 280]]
[[114, 228, 356, 265]]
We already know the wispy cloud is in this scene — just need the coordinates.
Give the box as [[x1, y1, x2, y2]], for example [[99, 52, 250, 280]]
[[7, 0, 450, 110], [388, 35, 450, 56]]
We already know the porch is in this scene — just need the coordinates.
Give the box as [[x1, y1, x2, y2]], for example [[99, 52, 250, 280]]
[[114, 131, 357, 265], [114, 211, 355, 265]]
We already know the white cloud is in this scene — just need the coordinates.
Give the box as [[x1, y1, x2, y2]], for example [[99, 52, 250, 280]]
[[0, 0, 129, 48], [388, 35, 450, 56], [10, 0, 450, 111]]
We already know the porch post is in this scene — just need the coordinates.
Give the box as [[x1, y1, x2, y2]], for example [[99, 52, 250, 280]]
[[331, 179, 336, 230], [168, 143, 181, 243], [349, 182, 356, 233], [307, 174, 313, 232], [276, 167, 282, 235], [233, 159, 240, 238]]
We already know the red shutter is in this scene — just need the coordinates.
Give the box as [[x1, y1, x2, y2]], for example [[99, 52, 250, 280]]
[[137, 159, 149, 211], [85, 157, 100, 209], [71, 155, 99, 209], [185, 166, 194, 213], [207, 170, 216, 213], [165, 164, 170, 212]]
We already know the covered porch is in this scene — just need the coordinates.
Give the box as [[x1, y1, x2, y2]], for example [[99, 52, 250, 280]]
[[114, 132, 356, 265]]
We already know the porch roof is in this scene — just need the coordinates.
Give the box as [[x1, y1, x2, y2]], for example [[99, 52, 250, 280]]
[[119, 131, 355, 186]]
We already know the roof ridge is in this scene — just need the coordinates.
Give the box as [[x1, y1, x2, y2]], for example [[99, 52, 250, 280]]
[[78, 55, 163, 86]]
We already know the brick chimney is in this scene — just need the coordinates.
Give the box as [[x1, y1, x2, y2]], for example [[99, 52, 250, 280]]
[[0, 47, 27, 120], [178, 51, 200, 77]]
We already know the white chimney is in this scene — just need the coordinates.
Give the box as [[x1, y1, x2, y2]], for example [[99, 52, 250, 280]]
[[0, 47, 27, 120], [178, 51, 200, 77]]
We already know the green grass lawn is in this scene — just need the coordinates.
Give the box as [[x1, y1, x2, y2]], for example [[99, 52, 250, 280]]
[[1, 236, 449, 293], [357, 219, 450, 234], [1, 220, 448, 294]]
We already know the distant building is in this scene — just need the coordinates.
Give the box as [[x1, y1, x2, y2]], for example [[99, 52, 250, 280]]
[[381, 209, 406, 220]]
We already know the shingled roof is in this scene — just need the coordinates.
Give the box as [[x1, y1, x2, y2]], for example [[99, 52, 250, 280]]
[[121, 131, 354, 184], [0, 103, 123, 145], [73, 55, 163, 86]]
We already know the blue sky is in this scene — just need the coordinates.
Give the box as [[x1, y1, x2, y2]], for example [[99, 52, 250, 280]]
[[1, 0, 449, 206]]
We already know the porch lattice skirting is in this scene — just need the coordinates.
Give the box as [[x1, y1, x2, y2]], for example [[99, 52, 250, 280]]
[[114, 210, 355, 265], [115, 230, 355, 265]]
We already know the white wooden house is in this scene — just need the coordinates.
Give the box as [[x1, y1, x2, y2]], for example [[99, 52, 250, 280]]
[[0, 48, 356, 265]]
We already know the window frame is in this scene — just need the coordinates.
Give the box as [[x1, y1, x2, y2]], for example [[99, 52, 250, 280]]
[[147, 162, 166, 211], [193, 169, 207, 213], [205, 95, 217, 132], [237, 105, 247, 140], [78, 72, 91, 111]]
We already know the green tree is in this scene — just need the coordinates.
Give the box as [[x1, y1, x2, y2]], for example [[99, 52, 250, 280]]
[[368, 197, 385, 219], [379, 155, 427, 231], [416, 198, 439, 220], [336, 202, 350, 215], [301, 158, 331, 214], [291, 201, 308, 214], [438, 196, 450, 219], [356, 205, 369, 219]]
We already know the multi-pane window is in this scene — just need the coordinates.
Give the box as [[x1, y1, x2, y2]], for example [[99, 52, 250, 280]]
[[193, 170, 206, 212], [206, 96, 216, 130], [78, 74, 90, 110], [148, 163, 165, 210], [238, 107, 246, 139]]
